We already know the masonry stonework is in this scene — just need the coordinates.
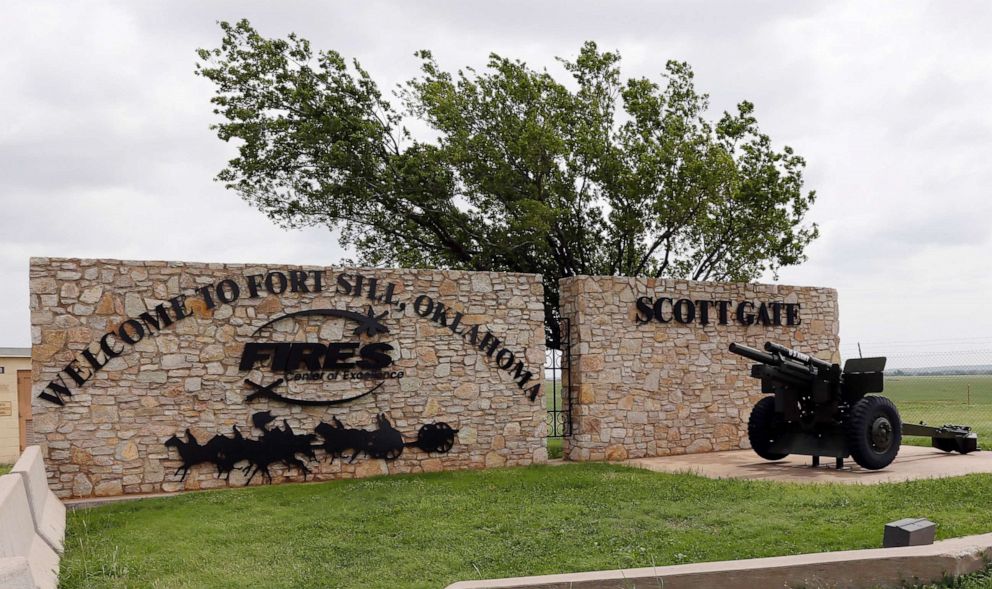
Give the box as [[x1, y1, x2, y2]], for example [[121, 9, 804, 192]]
[[560, 276, 839, 462], [30, 258, 547, 498]]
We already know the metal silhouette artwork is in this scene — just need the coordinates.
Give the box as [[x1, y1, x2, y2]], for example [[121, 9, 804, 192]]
[[164, 429, 215, 481], [251, 307, 389, 337], [411, 422, 458, 453], [165, 411, 459, 484], [244, 378, 383, 406]]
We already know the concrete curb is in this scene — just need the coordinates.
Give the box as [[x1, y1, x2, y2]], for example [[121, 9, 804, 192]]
[[446, 532, 992, 589], [0, 474, 59, 589], [0, 556, 36, 589], [12, 446, 66, 554]]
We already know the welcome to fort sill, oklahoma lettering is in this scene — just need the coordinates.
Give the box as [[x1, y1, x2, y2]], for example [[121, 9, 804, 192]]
[[40, 270, 542, 406]]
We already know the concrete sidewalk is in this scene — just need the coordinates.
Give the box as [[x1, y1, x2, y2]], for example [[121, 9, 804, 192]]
[[626, 445, 992, 484]]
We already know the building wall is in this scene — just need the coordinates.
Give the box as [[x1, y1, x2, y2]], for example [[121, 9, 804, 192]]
[[30, 258, 547, 498], [560, 276, 839, 461], [0, 355, 31, 464]]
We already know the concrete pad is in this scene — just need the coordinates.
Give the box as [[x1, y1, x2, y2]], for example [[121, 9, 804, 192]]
[[446, 532, 992, 589], [0, 557, 36, 589], [11, 447, 66, 553], [626, 445, 992, 484], [0, 475, 59, 589]]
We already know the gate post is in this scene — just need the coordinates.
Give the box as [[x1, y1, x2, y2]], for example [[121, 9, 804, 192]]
[[559, 275, 839, 462]]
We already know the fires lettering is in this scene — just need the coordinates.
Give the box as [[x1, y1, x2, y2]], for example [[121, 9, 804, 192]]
[[239, 342, 394, 373]]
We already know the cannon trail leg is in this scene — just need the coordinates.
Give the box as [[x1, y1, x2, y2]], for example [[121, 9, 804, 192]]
[[812, 456, 819, 467], [836, 457, 844, 470]]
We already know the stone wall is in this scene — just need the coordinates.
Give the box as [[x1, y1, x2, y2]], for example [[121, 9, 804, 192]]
[[560, 276, 839, 461], [30, 258, 547, 498]]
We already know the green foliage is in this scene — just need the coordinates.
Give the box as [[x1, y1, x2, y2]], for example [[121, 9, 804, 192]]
[[903, 564, 992, 589], [197, 20, 818, 346], [61, 464, 992, 588]]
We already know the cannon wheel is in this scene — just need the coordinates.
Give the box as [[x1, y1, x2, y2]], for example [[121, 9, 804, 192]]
[[430, 423, 456, 453], [846, 395, 901, 470], [748, 397, 788, 461], [415, 423, 457, 453]]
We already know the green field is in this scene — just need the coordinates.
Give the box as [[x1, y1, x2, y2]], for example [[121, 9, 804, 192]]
[[0, 464, 9, 475], [884, 375, 992, 447], [60, 464, 992, 589]]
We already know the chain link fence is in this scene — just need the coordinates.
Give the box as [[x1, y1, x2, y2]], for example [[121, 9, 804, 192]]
[[843, 341, 992, 448]]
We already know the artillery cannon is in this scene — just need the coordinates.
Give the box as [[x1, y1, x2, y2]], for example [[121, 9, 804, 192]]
[[730, 341, 978, 470]]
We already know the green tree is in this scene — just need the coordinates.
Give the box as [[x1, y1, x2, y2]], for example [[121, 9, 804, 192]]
[[197, 20, 818, 347]]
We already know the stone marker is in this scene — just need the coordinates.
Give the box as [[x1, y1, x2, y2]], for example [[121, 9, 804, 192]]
[[884, 518, 936, 547]]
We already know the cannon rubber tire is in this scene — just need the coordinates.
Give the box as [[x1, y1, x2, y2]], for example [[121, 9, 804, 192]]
[[846, 395, 902, 470], [748, 397, 788, 461]]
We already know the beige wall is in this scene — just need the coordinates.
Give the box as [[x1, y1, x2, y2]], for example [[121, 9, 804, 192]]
[[31, 258, 547, 498], [0, 355, 31, 464], [560, 276, 839, 461]]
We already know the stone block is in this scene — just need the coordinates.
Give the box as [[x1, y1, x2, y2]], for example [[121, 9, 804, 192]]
[[884, 518, 936, 548]]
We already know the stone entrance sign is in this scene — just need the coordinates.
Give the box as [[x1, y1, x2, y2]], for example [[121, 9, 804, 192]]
[[559, 276, 839, 461], [30, 258, 547, 498]]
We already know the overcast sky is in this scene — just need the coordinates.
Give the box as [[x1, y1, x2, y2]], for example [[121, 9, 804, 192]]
[[2, 1, 991, 363]]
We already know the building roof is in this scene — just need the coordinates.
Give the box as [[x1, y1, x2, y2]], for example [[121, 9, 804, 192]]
[[0, 347, 31, 357]]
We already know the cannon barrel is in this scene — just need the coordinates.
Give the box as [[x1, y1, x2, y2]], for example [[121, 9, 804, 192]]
[[763, 342, 833, 372], [728, 343, 780, 365]]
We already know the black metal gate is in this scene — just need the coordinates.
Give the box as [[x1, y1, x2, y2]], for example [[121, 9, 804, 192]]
[[547, 318, 573, 438]]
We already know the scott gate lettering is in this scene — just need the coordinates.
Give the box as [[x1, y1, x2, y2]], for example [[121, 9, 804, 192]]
[[635, 296, 801, 327]]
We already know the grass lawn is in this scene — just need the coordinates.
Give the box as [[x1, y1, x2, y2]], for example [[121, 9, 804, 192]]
[[915, 567, 992, 589], [885, 375, 992, 447], [0, 464, 10, 475], [62, 463, 992, 589]]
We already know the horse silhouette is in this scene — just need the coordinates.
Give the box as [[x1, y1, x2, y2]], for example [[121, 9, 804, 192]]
[[315, 416, 371, 463], [241, 412, 317, 483], [206, 426, 249, 480], [281, 420, 318, 462], [367, 413, 405, 460], [164, 429, 215, 481]]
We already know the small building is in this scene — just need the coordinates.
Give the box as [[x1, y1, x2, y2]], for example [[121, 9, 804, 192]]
[[0, 347, 31, 464]]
